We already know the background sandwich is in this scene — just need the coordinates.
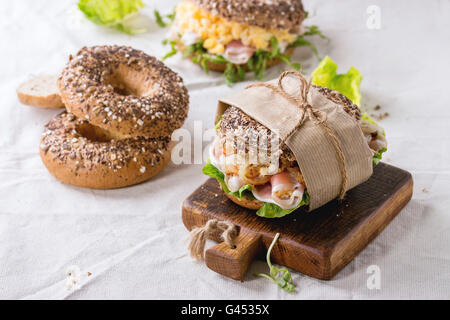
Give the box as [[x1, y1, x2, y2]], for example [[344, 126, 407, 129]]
[[161, 0, 325, 84]]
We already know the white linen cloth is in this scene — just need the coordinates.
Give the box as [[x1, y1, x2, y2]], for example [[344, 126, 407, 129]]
[[0, 0, 449, 299]]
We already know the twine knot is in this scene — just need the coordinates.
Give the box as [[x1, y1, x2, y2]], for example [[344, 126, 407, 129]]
[[246, 70, 348, 200], [188, 219, 238, 260]]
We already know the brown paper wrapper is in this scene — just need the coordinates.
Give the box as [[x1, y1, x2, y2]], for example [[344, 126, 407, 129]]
[[217, 76, 373, 211]]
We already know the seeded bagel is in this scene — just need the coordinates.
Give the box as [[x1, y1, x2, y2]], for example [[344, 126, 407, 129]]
[[193, 0, 306, 32], [40, 111, 172, 189], [58, 45, 189, 139]]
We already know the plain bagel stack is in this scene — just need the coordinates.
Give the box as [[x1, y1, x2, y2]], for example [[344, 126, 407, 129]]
[[36, 45, 189, 189]]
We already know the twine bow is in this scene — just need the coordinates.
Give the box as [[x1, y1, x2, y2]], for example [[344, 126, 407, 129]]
[[188, 219, 237, 260], [246, 70, 348, 199]]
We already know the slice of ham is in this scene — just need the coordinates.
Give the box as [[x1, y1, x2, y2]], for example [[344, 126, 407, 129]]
[[253, 183, 273, 202], [224, 40, 255, 65], [271, 171, 304, 209], [252, 170, 305, 210], [270, 171, 296, 190]]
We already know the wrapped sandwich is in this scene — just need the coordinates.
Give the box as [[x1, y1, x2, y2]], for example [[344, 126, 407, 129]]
[[161, 0, 325, 84], [203, 60, 387, 218]]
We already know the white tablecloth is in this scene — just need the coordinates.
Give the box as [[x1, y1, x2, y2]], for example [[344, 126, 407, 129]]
[[1, 0, 449, 300]]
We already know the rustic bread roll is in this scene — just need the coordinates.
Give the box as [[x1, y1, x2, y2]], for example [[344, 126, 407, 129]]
[[58, 45, 189, 139], [40, 112, 173, 189], [17, 75, 64, 109]]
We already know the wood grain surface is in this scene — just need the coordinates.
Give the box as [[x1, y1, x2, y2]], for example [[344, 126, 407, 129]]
[[182, 163, 413, 280]]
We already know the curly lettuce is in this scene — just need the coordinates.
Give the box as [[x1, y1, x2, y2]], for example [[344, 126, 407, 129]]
[[78, 0, 146, 34], [202, 161, 309, 218], [312, 56, 362, 106]]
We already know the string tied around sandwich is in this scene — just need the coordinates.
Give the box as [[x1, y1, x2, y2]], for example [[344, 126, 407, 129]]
[[188, 219, 238, 260], [246, 70, 348, 200]]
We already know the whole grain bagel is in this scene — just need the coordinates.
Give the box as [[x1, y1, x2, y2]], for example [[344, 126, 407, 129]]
[[193, 0, 306, 32], [58, 45, 189, 139], [40, 111, 172, 189]]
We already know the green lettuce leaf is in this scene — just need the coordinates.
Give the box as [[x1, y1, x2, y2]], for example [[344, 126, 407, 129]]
[[372, 147, 387, 166], [214, 116, 222, 131], [256, 191, 309, 218], [78, 0, 146, 34], [154, 9, 175, 28], [312, 56, 362, 106], [235, 184, 253, 201]]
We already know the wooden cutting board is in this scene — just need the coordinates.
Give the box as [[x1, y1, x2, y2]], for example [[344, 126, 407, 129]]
[[182, 163, 413, 281]]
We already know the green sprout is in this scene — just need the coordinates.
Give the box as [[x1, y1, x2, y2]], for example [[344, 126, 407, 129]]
[[256, 233, 295, 293]]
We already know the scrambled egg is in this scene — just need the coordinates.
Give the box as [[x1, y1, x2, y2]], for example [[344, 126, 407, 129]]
[[175, 1, 297, 55]]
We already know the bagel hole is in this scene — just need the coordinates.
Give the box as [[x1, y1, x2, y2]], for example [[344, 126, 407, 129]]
[[105, 64, 152, 97], [76, 123, 115, 142]]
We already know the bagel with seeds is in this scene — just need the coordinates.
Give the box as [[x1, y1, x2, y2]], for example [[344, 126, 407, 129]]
[[40, 46, 188, 189], [40, 112, 173, 189], [58, 45, 189, 139]]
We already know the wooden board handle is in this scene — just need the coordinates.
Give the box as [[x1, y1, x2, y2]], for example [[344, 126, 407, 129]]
[[205, 231, 262, 281]]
